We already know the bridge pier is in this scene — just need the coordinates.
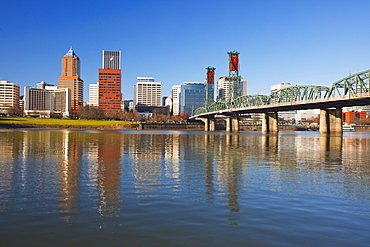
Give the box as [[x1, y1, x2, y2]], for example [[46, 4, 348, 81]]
[[262, 112, 279, 134], [198, 117, 216, 131], [319, 108, 342, 135], [232, 117, 239, 132], [225, 117, 240, 132], [210, 119, 216, 131], [202, 118, 209, 131]]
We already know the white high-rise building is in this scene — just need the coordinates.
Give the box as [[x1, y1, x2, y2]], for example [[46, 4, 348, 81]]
[[88, 83, 98, 106], [270, 82, 297, 121], [24, 83, 70, 117], [270, 82, 296, 93], [0, 80, 20, 114], [217, 76, 247, 101], [134, 77, 162, 106], [171, 85, 181, 115]]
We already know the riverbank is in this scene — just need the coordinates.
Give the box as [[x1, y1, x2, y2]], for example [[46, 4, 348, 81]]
[[0, 117, 140, 130]]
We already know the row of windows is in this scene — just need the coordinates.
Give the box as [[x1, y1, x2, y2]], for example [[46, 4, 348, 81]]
[[99, 75, 121, 78], [99, 98, 121, 100], [99, 91, 120, 94], [99, 88, 120, 90], [99, 85, 121, 88]]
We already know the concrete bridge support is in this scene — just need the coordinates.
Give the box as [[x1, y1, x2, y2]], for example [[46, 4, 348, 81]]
[[202, 118, 209, 131], [232, 117, 239, 132], [319, 108, 343, 135], [209, 119, 216, 131], [225, 117, 240, 132], [262, 112, 279, 134], [198, 117, 216, 131]]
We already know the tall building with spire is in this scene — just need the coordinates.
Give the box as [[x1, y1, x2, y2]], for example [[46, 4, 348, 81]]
[[98, 50, 122, 115], [58, 47, 84, 114]]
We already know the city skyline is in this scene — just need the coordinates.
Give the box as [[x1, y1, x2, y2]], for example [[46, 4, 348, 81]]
[[1, 0, 370, 101]]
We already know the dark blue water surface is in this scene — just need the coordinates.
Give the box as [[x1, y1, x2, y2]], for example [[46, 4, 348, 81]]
[[0, 130, 370, 246]]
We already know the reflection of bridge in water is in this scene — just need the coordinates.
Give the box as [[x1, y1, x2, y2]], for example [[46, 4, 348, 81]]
[[191, 70, 370, 135]]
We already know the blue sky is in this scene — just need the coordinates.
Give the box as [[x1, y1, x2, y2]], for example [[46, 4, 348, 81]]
[[1, 0, 370, 101]]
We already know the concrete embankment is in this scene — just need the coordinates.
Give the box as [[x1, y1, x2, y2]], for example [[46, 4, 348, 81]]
[[140, 123, 314, 131], [239, 124, 314, 131], [0, 123, 140, 130], [139, 122, 204, 130]]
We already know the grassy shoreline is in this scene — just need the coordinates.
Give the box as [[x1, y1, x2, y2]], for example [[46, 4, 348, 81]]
[[0, 117, 140, 130]]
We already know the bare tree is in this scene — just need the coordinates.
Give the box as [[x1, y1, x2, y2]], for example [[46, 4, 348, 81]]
[[77, 105, 103, 119]]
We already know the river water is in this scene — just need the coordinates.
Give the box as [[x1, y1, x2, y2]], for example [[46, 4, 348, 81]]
[[0, 129, 369, 246]]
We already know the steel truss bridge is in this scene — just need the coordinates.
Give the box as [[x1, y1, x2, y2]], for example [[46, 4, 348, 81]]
[[192, 70, 370, 118]]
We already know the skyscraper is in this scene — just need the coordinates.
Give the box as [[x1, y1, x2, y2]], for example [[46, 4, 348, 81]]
[[102, 50, 121, 70], [57, 47, 83, 114], [134, 77, 162, 107], [24, 82, 70, 117], [171, 85, 181, 115], [179, 82, 205, 116], [88, 83, 98, 106], [0, 80, 20, 114], [98, 51, 122, 115], [217, 76, 248, 101]]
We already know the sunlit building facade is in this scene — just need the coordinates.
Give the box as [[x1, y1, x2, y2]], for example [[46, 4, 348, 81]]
[[179, 82, 205, 116], [217, 76, 247, 101], [24, 82, 70, 117], [57, 47, 84, 114], [171, 85, 181, 115], [0, 80, 20, 114], [88, 83, 98, 106], [134, 77, 162, 106], [98, 51, 122, 115]]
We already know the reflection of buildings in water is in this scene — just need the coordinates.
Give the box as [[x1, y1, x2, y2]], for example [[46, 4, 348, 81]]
[[86, 139, 99, 182], [132, 134, 162, 196], [163, 134, 181, 179], [342, 136, 370, 178], [211, 134, 244, 225], [0, 130, 81, 217], [295, 135, 322, 163], [203, 134, 216, 203], [58, 131, 82, 219], [97, 133, 122, 217], [261, 134, 285, 191], [343, 136, 368, 160], [0, 131, 24, 212]]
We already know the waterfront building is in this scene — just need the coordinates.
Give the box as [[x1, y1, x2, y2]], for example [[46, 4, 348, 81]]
[[343, 105, 370, 115], [217, 76, 247, 101], [180, 82, 205, 116], [0, 80, 20, 114], [171, 85, 181, 115], [295, 109, 320, 122], [88, 83, 98, 106], [123, 100, 133, 111], [343, 111, 367, 124], [19, 96, 24, 112], [134, 77, 162, 106], [24, 82, 70, 117], [98, 51, 122, 115], [164, 95, 173, 114], [270, 82, 297, 121], [270, 82, 296, 93], [57, 47, 84, 114]]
